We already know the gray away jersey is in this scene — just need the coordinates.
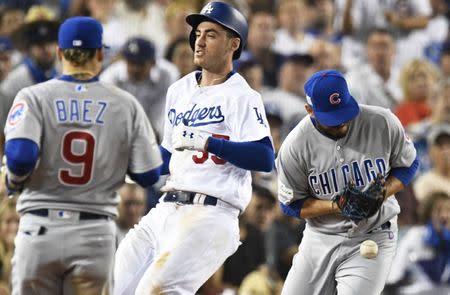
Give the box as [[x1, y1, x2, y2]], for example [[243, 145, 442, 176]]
[[4, 78, 162, 216], [276, 105, 417, 235], [0, 63, 36, 133]]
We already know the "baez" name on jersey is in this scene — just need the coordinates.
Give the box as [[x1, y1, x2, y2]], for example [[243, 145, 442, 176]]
[[54, 99, 108, 125]]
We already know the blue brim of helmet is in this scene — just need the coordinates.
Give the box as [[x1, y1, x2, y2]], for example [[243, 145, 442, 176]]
[[313, 95, 360, 127]]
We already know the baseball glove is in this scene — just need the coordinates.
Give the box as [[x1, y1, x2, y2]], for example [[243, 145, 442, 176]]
[[333, 174, 386, 221]]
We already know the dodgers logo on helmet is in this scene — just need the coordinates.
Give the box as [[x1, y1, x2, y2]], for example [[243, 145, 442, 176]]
[[7, 102, 28, 126], [329, 93, 341, 105], [202, 3, 214, 14]]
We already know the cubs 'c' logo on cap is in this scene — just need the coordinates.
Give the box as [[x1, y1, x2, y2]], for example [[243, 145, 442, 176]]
[[202, 3, 214, 14], [7, 101, 28, 126], [329, 93, 341, 105]]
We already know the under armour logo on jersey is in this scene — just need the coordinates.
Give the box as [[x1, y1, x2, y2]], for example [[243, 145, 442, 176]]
[[253, 107, 266, 127], [182, 130, 194, 138], [201, 3, 214, 14], [329, 93, 341, 105]]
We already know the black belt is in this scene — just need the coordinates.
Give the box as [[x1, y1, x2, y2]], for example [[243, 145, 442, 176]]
[[27, 209, 109, 220], [164, 191, 218, 206]]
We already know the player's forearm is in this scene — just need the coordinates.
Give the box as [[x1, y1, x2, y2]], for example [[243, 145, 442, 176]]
[[383, 176, 404, 201], [207, 136, 274, 172], [299, 198, 340, 219]]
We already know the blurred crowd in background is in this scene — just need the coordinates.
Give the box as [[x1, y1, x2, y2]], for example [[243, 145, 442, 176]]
[[0, 0, 448, 294]]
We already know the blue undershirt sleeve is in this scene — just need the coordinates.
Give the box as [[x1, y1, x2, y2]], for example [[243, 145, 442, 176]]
[[207, 136, 274, 172], [5, 138, 39, 176], [128, 166, 161, 188], [280, 199, 306, 219], [159, 146, 171, 175], [390, 155, 420, 186]]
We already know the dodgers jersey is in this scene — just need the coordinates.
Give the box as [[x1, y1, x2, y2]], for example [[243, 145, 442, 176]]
[[5, 78, 162, 216], [276, 105, 417, 234], [161, 71, 271, 211]]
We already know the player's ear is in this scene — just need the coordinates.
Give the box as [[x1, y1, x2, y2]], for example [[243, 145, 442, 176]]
[[56, 47, 64, 61], [230, 37, 240, 53], [96, 48, 104, 62], [305, 104, 314, 116]]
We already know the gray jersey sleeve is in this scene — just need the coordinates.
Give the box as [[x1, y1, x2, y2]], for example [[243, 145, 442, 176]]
[[276, 126, 309, 204], [4, 88, 42, 146], [128, 98, 162, 174], [386, 110, 417, 168]]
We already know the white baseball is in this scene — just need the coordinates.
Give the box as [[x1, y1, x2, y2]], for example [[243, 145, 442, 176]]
[[360, 240, 378, 259]]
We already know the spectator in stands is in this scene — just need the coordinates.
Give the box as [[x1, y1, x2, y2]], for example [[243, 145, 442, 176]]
[[164, 1, 195, 51], [116, 180, 147, 244], [439, 43, 450, 77], [309, 39, 344, 72], [407, 78, 450, 175], [110, 0, 167, 56], [245, 10, 283, 87], [413, 124, 450, 202], [345, 28, 402, 109], [262, 54, 313, 123], [100, 37, 175, 141], [304, 0, 341, 43], [0, 6, 25, 38], [69, 0, 118, 63], [244, 185, 277, 232], [0, 197, 19, 294], [0, 38, 12, 82], [272, 0, 315, 56], [340, 0, 431, 67], [165, 37, 196, 78], [386, 191, 450, 295], [395, 59, 440, 128], [210, 215, 266, 294]]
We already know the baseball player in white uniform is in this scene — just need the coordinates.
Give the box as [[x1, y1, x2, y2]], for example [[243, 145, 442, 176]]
[[276, 70, 419, 295], [4, 17, 162, 295], [113, 2, 274, 295]]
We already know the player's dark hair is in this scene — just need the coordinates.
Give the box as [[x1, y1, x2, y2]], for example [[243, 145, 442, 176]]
[[252, 184, 276, 205], [61, 48, 96, 66], [225, 29, 239, 40]]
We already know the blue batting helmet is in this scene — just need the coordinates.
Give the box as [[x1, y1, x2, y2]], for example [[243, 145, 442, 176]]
[[186, 1, 248, 60]]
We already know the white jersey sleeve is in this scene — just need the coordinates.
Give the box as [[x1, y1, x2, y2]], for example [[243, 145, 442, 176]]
[[230, 90, 270, 142], [161, 84, 175, 152]]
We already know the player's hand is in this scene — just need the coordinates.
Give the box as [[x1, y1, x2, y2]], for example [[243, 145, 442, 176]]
[[333, 175, 385, 221], [172, 126, 209, 152], [1, 163, 23, 196]]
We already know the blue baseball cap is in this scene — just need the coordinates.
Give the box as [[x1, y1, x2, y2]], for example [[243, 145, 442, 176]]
[[58, 17, 106, 49], [122, 37, 155, 63], [304, 70, 360, 127]]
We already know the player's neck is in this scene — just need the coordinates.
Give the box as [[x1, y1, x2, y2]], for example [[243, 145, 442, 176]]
[[62, 61, 99, 80], [198, 68, 233, 87]]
